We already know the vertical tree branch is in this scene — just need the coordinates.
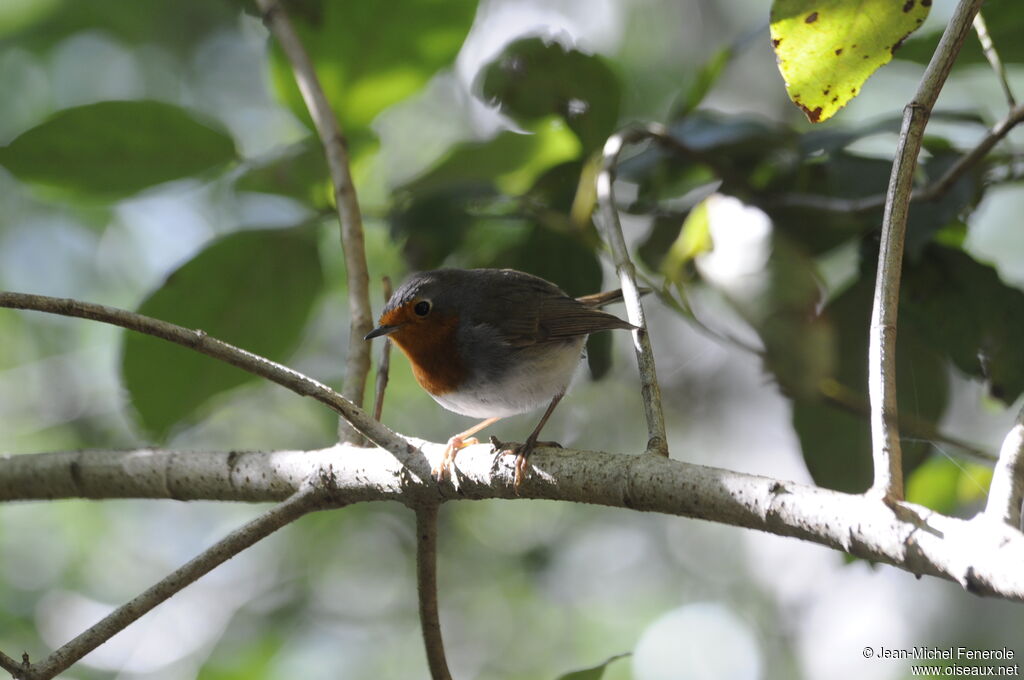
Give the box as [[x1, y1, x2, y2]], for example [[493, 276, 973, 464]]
[[257, 0, 373, 443], [868, 0, 982, 501], [21, 484, 323, 680], [372, 276, 394, 422], [596, 125, 669, 456], [986, 407, 1024, 528], [415, 504, 453, 680]]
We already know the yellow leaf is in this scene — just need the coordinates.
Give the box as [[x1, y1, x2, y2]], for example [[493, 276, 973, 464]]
[[770, 0, 931, 123]]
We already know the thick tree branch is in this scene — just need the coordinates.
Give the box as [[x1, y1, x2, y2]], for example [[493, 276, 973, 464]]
[[3, 444, 1024, 602], [256, 0, 373, 443], [0, 292, 410, 460], [597, 124, 669, 456], [986, 408, 1024, 528], [11, 483, 325, 680], [0, 653, 24, 679], [868, 0, 983, 501], [416, 505, 452, 680]]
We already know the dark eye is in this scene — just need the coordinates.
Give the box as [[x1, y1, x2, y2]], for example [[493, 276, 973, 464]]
[[413, 300, 431, 317]]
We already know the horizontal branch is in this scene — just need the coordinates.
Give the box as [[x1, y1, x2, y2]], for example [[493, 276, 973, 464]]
[[3, 444, 1022, 602]]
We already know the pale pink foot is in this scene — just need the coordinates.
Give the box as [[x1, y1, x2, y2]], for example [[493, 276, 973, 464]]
[[432, 435, 479, 482]]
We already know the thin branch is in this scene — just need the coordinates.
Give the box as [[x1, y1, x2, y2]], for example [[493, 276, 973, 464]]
[[985, 407, 1024, 528], [596, 123, 669, 456], [918, 102, 1024, 201], [972, 11, 1016, 108], [777, 101, 1024, 214], [21, 483, 324, 680], [372, 276, 394, 422], [818, 380, 995, 464], [4, 444, 1024, 601], [415, 504, 452, 680], [868, 0, 983, 502], [0, 652, 25, 680], [256, 0, 373, 443], [0, 292, 410, 461]]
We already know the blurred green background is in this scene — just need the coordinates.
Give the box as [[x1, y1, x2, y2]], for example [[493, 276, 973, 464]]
[[2, 1, 1024, 678]]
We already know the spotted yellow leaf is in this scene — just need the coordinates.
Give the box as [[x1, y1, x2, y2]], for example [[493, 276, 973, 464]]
[[770, 0, 931, 123]]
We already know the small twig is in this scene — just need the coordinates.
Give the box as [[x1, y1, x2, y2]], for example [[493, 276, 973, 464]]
[[372, 276, 394, 422], [0, 292, 409, 460], [985, 407, 1024, 528], [972, 11, 1016, 108], [596, 124, 669, 456], [867, 0, 983, 502], [918, 102, 1024, 201], [22, 484, 323, 680], [778, 101, 1024, 214], [257, 0, 373, 443], [415, 504, 452, 680]]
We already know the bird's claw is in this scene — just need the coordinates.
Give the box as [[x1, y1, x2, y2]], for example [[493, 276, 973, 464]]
[[432, 435, 479, 484], [488, 437, 561, 493]]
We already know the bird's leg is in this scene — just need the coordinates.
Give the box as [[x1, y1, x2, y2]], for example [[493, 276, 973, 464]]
[[490, 392, 565, 493], [433, 416, 502, 482]]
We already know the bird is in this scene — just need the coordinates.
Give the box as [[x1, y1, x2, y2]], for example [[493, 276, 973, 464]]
[[364, 268, 636, 490]]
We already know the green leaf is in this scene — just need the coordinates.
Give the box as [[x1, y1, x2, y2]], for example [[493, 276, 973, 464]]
[[267, 0, 476, 139], [235, 139, 330, 207], [661, 197, 711, 282], [478, 37, 621, 152], [898, 5, 1024, 66], [1, 0, 236, 53], [638, 214, 689, 272], [904, 148, 984, 259], [905, 457, 964, 515], [769, 0, 931, 123], [403, 119, 580, 198], [0, 100, 236, 198], [906, 457, 993, 515], [669, 46, 733, 120], [903, 245, 1024, 403], [122, 227, 324, 438], [792, 273, 948, 492], [389, 182, 499, 270], [556, 653, 630, 680]]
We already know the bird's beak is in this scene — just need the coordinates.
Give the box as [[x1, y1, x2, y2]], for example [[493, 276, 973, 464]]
[[364, 324, 401, 340]]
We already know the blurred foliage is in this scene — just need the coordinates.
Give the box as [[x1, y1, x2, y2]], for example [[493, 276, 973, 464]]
[[265, 0, 477, 150], [123, 227, 323, 438], [3, 0, 1024, 677], [0, 101, 237, 199]]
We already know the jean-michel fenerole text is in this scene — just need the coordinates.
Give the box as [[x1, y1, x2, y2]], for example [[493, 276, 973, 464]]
[[877, 647, 1015, 661]]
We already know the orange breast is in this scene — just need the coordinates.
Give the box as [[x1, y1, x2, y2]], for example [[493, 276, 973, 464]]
[[389, 314, 467, 396]]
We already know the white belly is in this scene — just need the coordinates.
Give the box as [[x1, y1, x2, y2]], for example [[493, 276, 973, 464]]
[[432, 337, 585, 418]]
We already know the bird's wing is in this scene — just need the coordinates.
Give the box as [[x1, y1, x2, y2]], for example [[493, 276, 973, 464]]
[[495, 291, 634, 347]]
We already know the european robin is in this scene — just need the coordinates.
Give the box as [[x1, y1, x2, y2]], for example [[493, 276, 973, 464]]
[[364, 268, 635, 489]]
